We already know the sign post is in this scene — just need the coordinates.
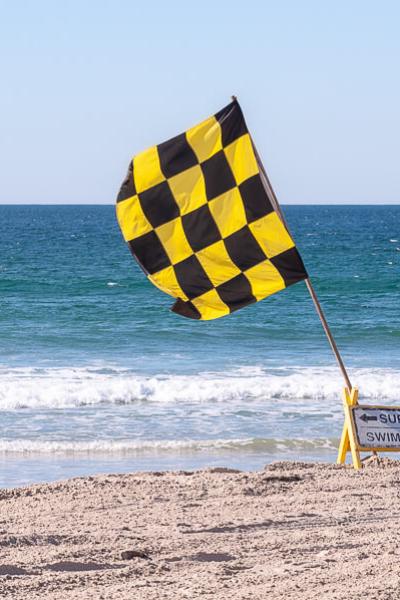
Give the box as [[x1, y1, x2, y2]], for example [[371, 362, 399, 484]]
[[337, 388, 362, 469], [337, 388, 400, 468]]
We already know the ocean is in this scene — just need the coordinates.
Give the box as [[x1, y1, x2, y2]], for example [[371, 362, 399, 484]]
[[0, 205, 399, 487]]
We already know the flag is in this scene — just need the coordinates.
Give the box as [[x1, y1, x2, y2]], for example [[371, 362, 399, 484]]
[[116, 99, 307, 320]]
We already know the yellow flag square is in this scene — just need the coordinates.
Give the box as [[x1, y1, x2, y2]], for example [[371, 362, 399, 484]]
[[196, 240, 241, 287], [168, 165, 208, 216], [244, 260, 285, 300], [224, 133, 259, 185], [155, 217, 193, 265], [134, 146, 165, 193], [208, 187, 247, 238], [192, 289, 230, 320], [149, 265, 189, 301], [116, 195, 152, 242], [186, 116, 222, 163], [249, 212, 295, 259]]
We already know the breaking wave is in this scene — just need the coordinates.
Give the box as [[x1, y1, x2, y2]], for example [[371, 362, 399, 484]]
[[0, 437, 338, 456], [0, 365, 399, 410]]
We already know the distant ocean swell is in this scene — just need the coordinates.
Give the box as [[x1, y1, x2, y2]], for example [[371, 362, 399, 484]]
[[0, 366, 399, 410]]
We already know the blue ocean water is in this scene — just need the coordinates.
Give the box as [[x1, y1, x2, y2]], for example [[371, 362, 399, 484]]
[[0, 205, 399, 487]]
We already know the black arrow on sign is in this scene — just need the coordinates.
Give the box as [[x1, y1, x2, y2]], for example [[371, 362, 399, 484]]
[[360, 414, 378, 423]]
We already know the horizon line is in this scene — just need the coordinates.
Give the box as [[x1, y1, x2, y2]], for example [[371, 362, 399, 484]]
[[1, 202, 400, 207]]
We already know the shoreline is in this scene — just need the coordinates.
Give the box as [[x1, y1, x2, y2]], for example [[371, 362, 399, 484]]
[[1, 460, 400, 599], [0, 446, 339, 490]]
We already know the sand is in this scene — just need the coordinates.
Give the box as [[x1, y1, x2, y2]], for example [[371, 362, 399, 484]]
[[1, 459, 400, 599]]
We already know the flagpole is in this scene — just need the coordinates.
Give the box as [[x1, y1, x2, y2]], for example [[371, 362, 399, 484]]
[[248, 125, 352, 391]]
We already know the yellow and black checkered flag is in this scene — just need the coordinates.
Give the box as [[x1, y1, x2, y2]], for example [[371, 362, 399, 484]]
[[116, 100, 307, 320]]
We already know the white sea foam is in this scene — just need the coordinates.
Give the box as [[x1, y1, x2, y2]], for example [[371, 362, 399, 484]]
[[0, 365, 399, 410], [0, 437, 337, 456]]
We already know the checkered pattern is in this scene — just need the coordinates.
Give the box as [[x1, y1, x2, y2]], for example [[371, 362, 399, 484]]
[[116, 100, 307, 320]]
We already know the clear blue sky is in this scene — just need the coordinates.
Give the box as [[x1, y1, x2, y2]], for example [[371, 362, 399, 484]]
[[1, 1, 400, 204]]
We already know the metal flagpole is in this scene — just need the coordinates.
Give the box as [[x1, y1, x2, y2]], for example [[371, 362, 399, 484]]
[[247, 122, 352, 391]]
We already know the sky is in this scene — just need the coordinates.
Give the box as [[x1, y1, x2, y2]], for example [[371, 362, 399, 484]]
[[1, 1, 400, 204]]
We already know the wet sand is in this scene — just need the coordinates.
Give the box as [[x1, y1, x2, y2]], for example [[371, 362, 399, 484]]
[[1, 460, 400, 599]]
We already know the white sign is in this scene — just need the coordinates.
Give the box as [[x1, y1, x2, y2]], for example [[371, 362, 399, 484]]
[[353, 406, 400, 448]]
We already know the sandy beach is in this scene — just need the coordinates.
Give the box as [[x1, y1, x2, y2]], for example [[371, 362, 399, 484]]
[[0, 460, 399, 599]]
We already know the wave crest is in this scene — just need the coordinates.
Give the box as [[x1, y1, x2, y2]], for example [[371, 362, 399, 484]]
[[0, 365, 399, 410], [0, 437, 338, 455]]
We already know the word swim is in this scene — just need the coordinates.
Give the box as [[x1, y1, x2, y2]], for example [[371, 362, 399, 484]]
[[365, 431, 400, 444]]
